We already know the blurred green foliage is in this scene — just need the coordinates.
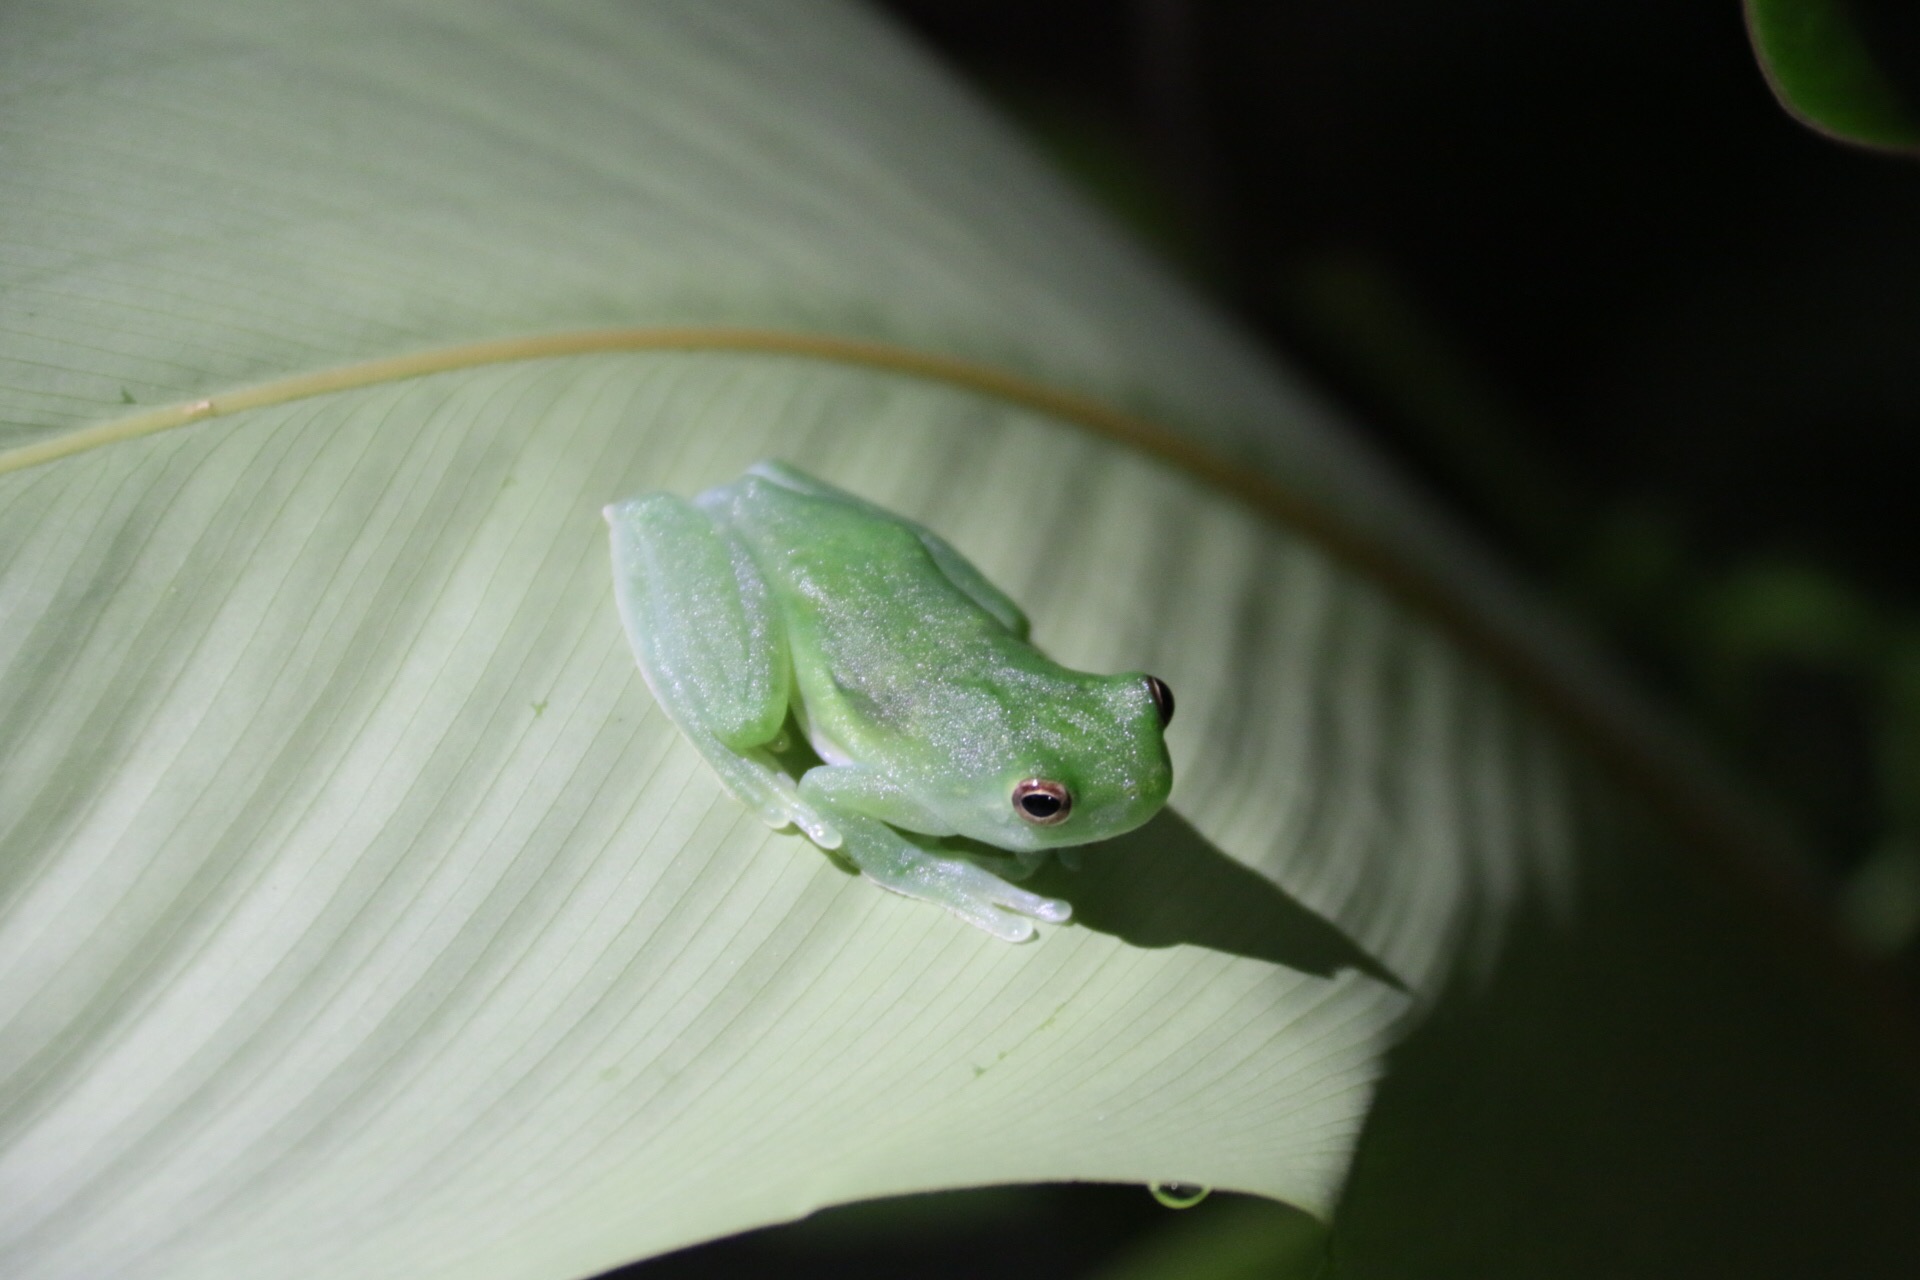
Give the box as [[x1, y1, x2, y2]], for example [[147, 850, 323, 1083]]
[[1745, 0, 1920, 151]]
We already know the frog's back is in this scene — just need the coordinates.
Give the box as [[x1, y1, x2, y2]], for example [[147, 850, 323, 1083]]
[[701, 473, 1072, 752], [708, 474, 1011, 655]]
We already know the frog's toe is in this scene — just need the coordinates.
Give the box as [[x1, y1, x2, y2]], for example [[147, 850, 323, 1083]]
[[755, 796, 841, 849], [1023, 892, 1073, 924], [962, 907, 1037, 944], [986, 883, 1072, 925]]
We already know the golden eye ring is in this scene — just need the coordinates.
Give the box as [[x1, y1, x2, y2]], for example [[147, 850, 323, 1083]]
[[1012, 778, 1071, 825]]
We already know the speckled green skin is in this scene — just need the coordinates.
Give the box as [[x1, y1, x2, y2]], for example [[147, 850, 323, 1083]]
[[605, 461, 1172, 941]]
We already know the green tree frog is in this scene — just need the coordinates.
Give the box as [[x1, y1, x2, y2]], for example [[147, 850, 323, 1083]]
[[604, 460, 1175, 942]]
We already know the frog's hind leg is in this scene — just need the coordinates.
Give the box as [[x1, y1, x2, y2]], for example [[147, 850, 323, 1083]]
[[604, 493, 840, 848]]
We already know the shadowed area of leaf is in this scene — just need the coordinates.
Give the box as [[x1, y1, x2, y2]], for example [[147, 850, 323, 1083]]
[[777, 713, 1401, 983], [1017, 812, 1406, 989]]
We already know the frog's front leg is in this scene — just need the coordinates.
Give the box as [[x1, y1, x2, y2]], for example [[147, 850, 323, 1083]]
[[798, 766, 1071, 942], [605, 494, 839, 847]]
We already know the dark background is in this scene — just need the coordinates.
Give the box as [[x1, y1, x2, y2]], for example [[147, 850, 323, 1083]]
[[616, 1, 1920, 1274]]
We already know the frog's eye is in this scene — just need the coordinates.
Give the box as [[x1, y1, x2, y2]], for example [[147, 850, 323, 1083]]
[[1013, 779, 1072, 825], [1144, 675, 1175, 728]]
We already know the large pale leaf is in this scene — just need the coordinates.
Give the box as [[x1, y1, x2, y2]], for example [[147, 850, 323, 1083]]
[[3, 3, 1915, 1279]]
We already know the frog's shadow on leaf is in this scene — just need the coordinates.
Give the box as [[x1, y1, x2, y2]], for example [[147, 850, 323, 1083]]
[[770, 723, 1396, 982], [1023, 811, 1406, 988]]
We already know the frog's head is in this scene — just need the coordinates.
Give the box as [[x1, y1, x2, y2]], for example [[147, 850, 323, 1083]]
[[952, 672, 1175, 853]]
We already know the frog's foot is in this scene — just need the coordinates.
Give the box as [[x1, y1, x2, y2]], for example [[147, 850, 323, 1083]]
[[838, 815, 1071, 942], [732, 747, 842, 848], [769, 798, 842, 850], [870, 858, 1072, 943]]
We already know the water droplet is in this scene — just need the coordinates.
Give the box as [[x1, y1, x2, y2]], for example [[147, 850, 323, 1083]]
[[1149, 1181, 1211, 1209]]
